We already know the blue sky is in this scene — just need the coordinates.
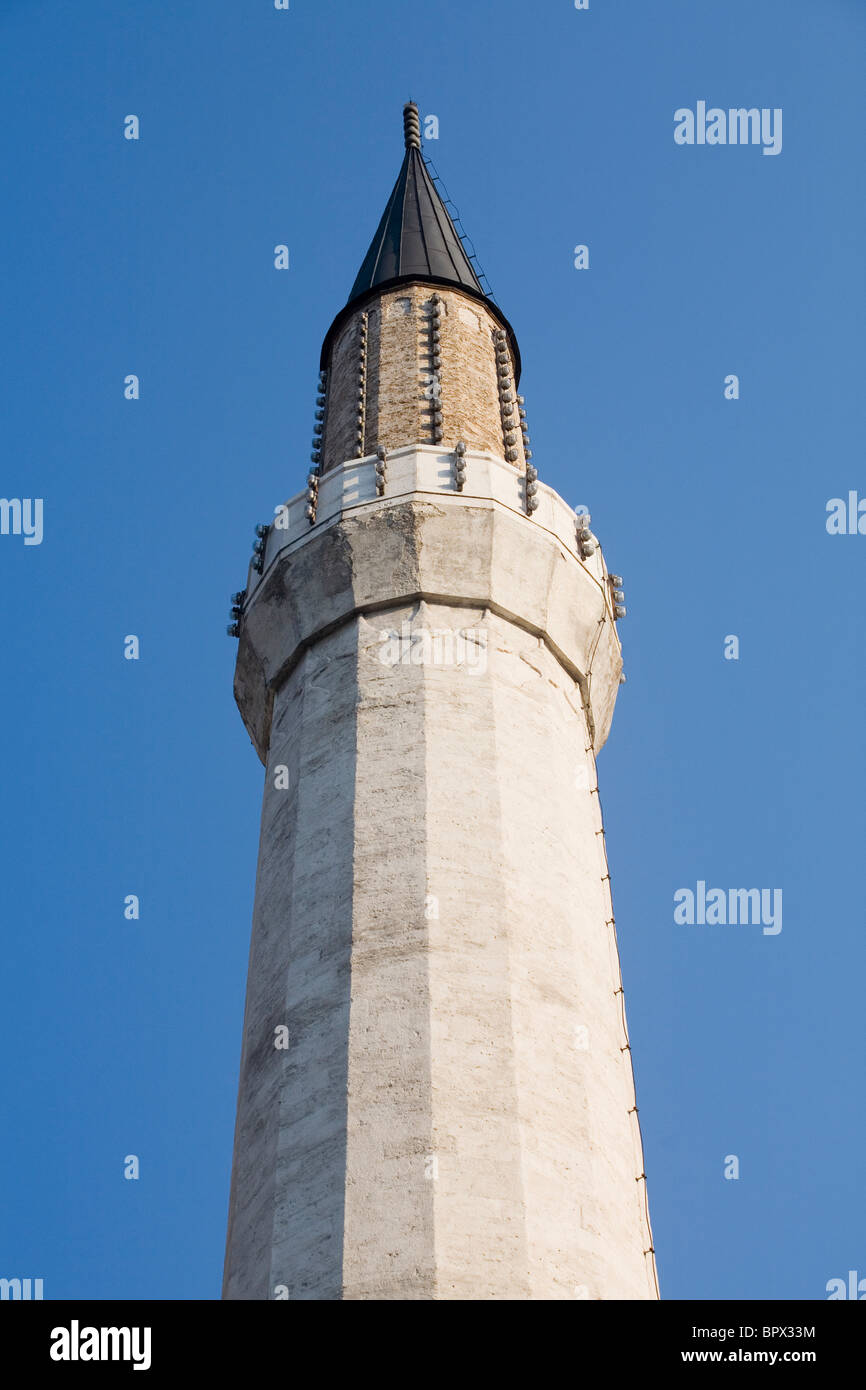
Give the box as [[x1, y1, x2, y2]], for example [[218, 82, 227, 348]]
[[1, 0, 863, 1300]]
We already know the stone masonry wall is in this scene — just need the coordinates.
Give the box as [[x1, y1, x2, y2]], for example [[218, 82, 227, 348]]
[[224, 598, 655, 1299], [320, 285, 525, 473]]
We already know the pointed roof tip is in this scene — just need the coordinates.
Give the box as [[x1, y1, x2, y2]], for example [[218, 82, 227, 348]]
[[320, 103, 521, 383], [403, 101, 421, 150], [344, 140, 483, 308], [343, 102, 483, 309]]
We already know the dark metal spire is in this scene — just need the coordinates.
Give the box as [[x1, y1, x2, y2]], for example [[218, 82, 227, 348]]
[[320, 103, 521, 382], [345, 102, 484, 307]]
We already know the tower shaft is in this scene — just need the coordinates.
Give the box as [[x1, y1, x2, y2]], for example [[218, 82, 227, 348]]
[[224, 467, 655, 1299], [223, 104, 657, 1301]]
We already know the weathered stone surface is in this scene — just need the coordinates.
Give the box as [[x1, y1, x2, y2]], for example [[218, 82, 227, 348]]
[[235, 493, 621, 763], [224, 478, 655, 1301]]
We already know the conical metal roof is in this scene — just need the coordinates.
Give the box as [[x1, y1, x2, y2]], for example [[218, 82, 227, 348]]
[[320, 102, 521, 382], [346, 103, 484, 305]]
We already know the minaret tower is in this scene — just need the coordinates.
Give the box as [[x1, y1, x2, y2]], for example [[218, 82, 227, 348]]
[[223, 104, 657, 1301]]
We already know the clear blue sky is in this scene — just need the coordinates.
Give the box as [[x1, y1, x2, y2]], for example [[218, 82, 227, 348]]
[[1, 0, 863, 1301]]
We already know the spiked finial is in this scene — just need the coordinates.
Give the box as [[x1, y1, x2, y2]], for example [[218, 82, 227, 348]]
[[403, 101, 421, 150]]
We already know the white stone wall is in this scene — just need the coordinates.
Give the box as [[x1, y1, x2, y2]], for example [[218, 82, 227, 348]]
[[224, 567, 657, 1298], [257, 446, 602, 589]]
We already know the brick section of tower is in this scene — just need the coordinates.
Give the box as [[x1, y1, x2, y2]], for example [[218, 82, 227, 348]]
[[319, 285, 525, 473]]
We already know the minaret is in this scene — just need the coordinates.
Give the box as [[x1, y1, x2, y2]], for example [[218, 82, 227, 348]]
[[223, 103, 658, 1301]]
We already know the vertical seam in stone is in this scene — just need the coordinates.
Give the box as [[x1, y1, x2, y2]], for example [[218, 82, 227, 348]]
[[484, 622, 533, 1298], [410, 603, 437, 1297], [345, 604, 435, 1297], [269, 697, 302, 1301]]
